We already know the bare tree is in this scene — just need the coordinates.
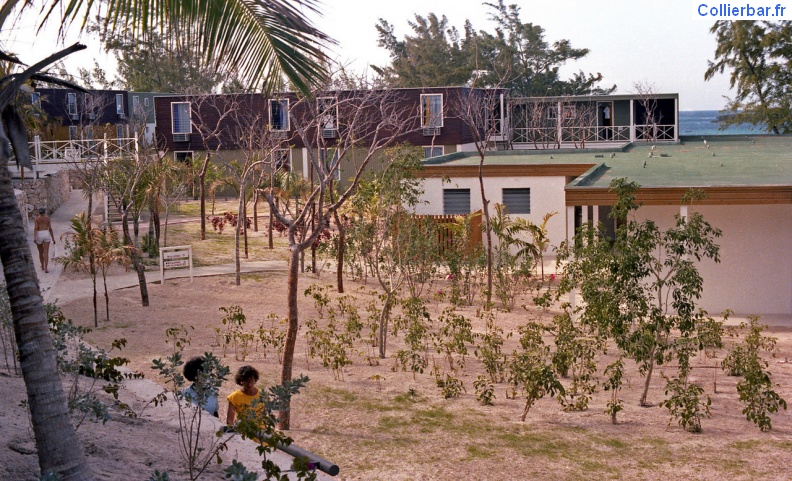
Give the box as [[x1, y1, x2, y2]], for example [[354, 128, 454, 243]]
[[559, 99, 596, 149], [187, 94, 241, 240], [451, 87, 507, 307], [633, 81, 661, 143], [262, 83, 416, 429], [226, 107, 288, 285]]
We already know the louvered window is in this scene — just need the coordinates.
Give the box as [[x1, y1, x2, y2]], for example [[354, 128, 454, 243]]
[[443, 189, 470, 215], [502, 188, 531, 214]]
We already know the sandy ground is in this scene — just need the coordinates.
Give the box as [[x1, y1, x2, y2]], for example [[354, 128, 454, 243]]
[[2, 189, 791, 480], [2, 267, 789, 481]]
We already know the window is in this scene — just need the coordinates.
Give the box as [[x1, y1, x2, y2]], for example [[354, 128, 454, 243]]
[[320, 148, 340, 181], [273, 149, 291, 171], [171, 102, 192, 134], [68, 126, 78, 140], [85, 126, 93, 140], [502, 188, 531, 214], [67, 92, 77, 117], [269, 99, 289, 131], [175, 151, 193, 164], [423, 146, 444, 158], [144, 97, 150, 107], [420, 94, 443, 128], [317, 97, 337, 136], [116, 124, 125, 139], [116, 94, 125, 115], [132, 96, 140, 114], [443, 188, 470, 215]]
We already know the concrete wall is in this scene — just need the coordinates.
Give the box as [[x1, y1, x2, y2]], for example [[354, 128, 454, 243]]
[[636, 204, 792, 316], [413, 175, 569, 255], [12, 170, 71, 217]]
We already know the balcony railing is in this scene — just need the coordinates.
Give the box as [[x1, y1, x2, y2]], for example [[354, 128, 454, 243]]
[[21, 134, 141, 172]]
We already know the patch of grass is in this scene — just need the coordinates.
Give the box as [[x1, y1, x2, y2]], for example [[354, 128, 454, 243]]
[[465, 443, 494, 459], [602, 437, 628, 449], [377, 415, 406, 431], [729, 439, 761, 450], [315, 386, 358, 409], [411, 406, 454, 429]]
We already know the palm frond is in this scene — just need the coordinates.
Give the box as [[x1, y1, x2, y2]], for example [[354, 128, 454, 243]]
[[37, 0, 333, 95]]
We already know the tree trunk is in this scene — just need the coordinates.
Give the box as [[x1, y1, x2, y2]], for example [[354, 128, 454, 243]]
[[121, 210, 149, 307], [378, 291, 394, 359], [0, 154, 94, 480], [279, 245, 301, 430], [91, 269, 98, 327], [103, 273, 110, 322], [243, 199, 249, 259], [199, 172, 207, 240], [234, 186, 244, 286], [478, 157, 493, 307], [268, 210, 274, 249], [253, 190, 258, 232], [333, 210, 344, 293]]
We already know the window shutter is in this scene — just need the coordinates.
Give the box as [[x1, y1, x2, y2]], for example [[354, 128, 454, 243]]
[[502, 188, 531, 214], [443, 189, 470, 215]]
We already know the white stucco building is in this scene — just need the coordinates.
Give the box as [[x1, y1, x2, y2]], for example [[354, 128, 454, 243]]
[[414, 136, 792, 316]]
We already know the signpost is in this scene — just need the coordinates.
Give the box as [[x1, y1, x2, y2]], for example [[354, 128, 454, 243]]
[[160, 245, 193, 284]]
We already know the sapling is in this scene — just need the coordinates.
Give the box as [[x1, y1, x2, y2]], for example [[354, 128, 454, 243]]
[[722, 316, 788, 431], [474, 311, 509, 383], [508, 322, 564, 420], [603, 358, 625, 424], [660, 338, 711, 433], [474, 375, 495, 406]]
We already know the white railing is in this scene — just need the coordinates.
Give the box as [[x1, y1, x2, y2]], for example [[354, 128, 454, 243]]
[[512, 125, 632, 146], [636, 124, 676, 141], [28, 134, 140, 171], [512, 124, 675, 147]]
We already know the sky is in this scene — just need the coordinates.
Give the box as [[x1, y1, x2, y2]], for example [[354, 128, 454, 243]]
[[6, 0, 740, 110]]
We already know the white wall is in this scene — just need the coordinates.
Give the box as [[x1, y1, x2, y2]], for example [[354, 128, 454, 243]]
[[636, 204, 792, 316], [413, 175, 569, 256]]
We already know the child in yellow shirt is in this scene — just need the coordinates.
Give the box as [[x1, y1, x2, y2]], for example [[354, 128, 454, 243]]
[[226, 365, 260, 426]]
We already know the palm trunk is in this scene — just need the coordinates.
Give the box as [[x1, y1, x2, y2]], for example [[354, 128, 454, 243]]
[[102, 272, 110, 322], [279, 245, 301, 430], [0, 154, 94, 480], [121, 210, 149, 307]]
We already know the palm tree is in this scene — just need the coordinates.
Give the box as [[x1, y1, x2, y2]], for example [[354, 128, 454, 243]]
[[94, 224, 132, 322], [0, 2, 331, 479], [57, 212, 99, 327]]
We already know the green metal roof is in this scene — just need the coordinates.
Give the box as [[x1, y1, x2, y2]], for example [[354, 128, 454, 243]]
[[423, 135, 792, 189]]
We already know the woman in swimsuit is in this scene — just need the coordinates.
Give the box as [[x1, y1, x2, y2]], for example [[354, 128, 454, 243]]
[[33, 208, 55, 273]]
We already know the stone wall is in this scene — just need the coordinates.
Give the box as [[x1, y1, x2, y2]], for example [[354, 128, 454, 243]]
[[12, 170, 71, 217]]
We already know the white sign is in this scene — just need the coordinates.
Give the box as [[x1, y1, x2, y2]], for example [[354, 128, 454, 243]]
[[159, 245, 193, 284]]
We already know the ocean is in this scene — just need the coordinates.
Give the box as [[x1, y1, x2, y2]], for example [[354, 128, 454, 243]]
[[678, 110, 766, 136]]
